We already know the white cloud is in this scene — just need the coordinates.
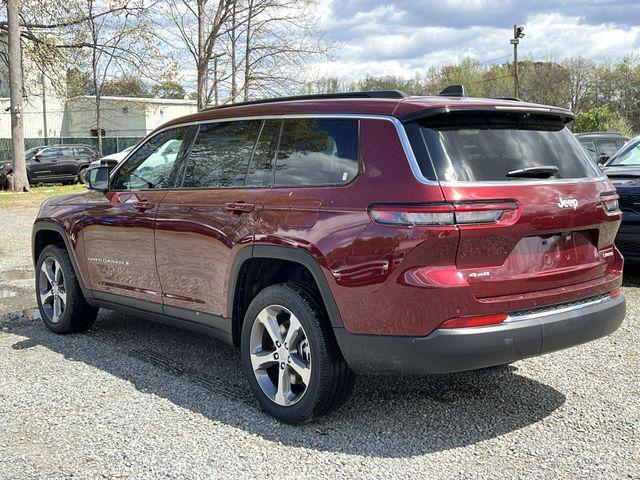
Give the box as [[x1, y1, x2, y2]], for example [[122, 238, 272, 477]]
[[313, 5, 640, 80]]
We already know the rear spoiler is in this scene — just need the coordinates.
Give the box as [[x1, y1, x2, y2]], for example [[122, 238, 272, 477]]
[[400, 105, 575, 124]]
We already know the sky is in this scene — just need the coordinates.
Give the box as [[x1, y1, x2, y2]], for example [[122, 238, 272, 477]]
[[310, 0, 640, 79]]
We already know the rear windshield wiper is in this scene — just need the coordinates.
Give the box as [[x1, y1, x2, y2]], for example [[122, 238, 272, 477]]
[[506, 166, 559, 179]]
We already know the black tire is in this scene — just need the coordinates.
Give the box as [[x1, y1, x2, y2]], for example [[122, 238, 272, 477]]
[[77, 167, 88, 184], [240, 283, 354, 424], [35, 244, 98, 334]]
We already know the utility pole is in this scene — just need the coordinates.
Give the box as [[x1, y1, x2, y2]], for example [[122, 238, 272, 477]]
[[511, 25, 525, 99], [6, 0, 28, 191], [41, 73, 48, 145]]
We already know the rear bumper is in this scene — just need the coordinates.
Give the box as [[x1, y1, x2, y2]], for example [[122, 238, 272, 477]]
[[334, 294, 625, 374]]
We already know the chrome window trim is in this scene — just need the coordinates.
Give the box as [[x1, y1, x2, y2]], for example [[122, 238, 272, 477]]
[[504, 294, 612, 323], [108, 112, 607, 189], [108, 113, 440, 187]]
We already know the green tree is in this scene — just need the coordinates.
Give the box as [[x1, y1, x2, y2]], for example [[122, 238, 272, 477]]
[[573, 106, 633, 135], [150, 80, 187, 99]]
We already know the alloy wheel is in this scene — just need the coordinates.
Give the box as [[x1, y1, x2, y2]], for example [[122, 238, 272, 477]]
[[39, 257, 66, 323], [249, 305, 312, 406]]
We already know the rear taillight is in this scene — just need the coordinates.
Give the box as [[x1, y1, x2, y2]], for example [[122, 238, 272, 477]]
[[438, 313, 507, 329], [368, 201, 518, 227], [601, 192, 620, 214], [368, 204, 454, 226], [610, 288, 621, 299]]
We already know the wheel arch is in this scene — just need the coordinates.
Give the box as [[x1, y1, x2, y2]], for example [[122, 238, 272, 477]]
[[32, 221, 92, 299], [228, 245, 344, 347]]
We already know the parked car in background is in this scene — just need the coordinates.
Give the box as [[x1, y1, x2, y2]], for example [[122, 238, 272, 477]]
[[88, 145, 135, 171], [1, 144, 101, 189], [576, 132, 630, 164], [33, 89, 625, 423], [601, 136, 640, 261], [21, 144, 101, 186]]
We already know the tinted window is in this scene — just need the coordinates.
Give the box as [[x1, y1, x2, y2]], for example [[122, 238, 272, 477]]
[[57, 147, 75, 158], [183, 120, 262, 188], [40, 148, 59, 159], [579, 140, 598, 161], [274, 118, 359, 186], [76, 147, 96, 156], [410, 112, 599, 182], [598, 140, 623, 158], [113, 127, 190, 190], [246, 120, 281, 187]]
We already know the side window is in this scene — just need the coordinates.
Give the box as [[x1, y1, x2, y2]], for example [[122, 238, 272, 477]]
[[246, 120, 281, 187], [579, 140, 597, 161], [57, 147, 75, 158], [182, 120, 262, 188], [113, 127, 190, 190], [598, 140, 622, 158], [274, 118, 359, 187], [40, 148, 59, 159]]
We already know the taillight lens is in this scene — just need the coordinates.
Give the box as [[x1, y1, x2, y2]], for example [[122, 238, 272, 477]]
[[368, 201, 518, 226], [601, 193, 620, 214], [438, 313, 507, 329], [610, 288, 621, 299], [369, 204, 454, 226]]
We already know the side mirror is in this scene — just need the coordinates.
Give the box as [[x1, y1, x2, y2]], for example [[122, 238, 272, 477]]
[[597, 154, 610, 165], [33, 154, 41, 162], [87, 166, 110, 192]]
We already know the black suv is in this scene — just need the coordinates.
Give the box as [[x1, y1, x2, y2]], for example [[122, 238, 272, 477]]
[[23, 144, 101, 185], [575, 132, 629, 164]]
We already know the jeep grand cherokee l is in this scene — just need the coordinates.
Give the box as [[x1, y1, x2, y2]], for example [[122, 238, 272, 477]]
[[32, 89, 625, 424]]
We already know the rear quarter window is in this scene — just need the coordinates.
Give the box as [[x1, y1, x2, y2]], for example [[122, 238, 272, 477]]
[[409, 112, 600, 182], [274, 118, 359, 187]]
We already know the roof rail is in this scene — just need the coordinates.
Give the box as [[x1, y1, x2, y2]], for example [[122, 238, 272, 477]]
[[438, 85, 467, 97], [494, 96, 522, 102], [204, 90, 409, 111]]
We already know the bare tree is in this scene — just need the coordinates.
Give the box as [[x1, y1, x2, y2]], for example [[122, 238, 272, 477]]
[[563, 57, 594, 114], [164, 0, 234, 110], [233, 0, 328, 101]]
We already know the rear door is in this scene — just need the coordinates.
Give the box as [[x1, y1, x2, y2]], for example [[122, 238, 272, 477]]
[[53, 146, 78, 178], [409, 109, 620, 300], [154, 119, 265, 321]]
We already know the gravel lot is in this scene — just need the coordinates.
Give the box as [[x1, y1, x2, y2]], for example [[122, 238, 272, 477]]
[[1, 200, 639, 479]]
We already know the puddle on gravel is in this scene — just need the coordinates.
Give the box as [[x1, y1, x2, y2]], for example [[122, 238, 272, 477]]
[[2, 269, 34, 281]]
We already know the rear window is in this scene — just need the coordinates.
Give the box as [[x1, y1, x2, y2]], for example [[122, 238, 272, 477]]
[[408, 112, 600, 182]]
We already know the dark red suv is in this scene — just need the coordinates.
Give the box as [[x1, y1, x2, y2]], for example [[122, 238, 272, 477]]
[[32, 89, 626, 423]]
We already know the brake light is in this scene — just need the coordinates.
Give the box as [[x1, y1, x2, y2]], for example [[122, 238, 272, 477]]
[[601, 192, 620, 214], [438, 313, 507, 329], [368, 201, 518, 226]]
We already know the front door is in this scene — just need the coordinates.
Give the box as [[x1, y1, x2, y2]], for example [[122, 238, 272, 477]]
[[155, 119, 267, 323], [82, 126, 194, 308], [28, 147, 59, 181]]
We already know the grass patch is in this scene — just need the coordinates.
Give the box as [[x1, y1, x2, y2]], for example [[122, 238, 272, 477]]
[[0, 184, 87, 208]]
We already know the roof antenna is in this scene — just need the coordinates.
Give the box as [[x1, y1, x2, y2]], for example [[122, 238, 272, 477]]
[[438, 85, 467, 97]]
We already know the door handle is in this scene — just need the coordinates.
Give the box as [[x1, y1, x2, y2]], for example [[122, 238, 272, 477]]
[[133, 200, 155, 212], [225, 202, 255, 214]]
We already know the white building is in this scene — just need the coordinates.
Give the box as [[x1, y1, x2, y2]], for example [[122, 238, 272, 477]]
[[1, 34, 197, 141]]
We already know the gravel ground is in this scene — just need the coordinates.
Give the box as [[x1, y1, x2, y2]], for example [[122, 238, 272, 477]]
[[1, 203, 639, 479]]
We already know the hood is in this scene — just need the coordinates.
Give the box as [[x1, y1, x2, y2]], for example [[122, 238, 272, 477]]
[[602, 165, 640, 187]]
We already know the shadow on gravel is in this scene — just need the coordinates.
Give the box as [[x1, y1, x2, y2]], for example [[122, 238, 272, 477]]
[[4, 309, 566, 458]]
